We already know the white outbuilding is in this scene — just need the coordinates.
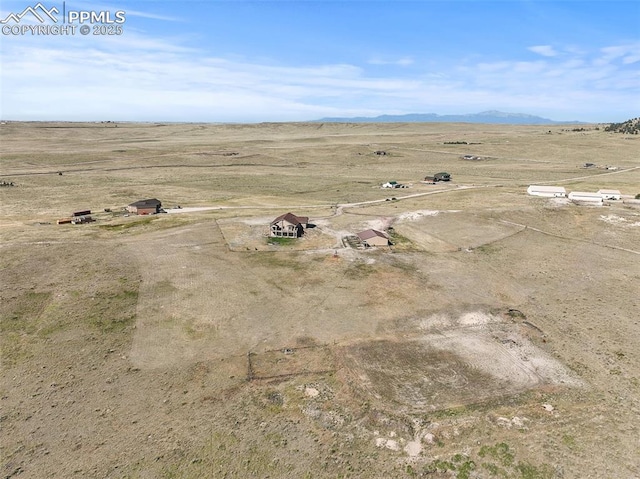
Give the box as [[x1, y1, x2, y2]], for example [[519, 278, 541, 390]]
[[598, 189, 622, 200], [527, 185, 567, 197], [568, 192, 603, 205]]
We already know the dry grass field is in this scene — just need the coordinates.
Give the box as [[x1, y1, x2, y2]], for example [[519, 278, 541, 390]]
[[1, 121, 639, 478]]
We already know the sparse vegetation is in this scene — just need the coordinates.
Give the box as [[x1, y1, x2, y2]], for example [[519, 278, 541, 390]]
[[1, 291, 53, 365], [343, 259, 376, 279], [387, 228, 415, 251], [425, 444, 554, 479], [604, 117, 640, 134], [85, 290, 138, 332], [506, 308, 526, 319], [479, 442, 515, 467], [249, 251, 304, 270], [477, 443, 554, 479], [1, 121, 638, 478], [267, 236, 297, 246], [475, 242, 503, 254], [99, 216, 155, 229]]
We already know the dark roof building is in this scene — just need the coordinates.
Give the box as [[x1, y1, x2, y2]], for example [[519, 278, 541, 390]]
[[72, 210, 91, 217], [270, 212, 309, 237], [127, 198, 162, 215]]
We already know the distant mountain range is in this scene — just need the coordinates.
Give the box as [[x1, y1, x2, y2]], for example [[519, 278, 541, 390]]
[[314, 110, 585, 125]]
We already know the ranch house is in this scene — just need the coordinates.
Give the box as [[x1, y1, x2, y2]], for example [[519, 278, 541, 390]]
[[270, 212, 309, 237]]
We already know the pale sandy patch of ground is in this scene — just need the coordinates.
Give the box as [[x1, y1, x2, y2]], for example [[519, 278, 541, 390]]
[[422, 328, 581, 389], [404, 440, 423, 457], [239, 215, 283, 226], [310, 217, 354, 244], [362, 217, 394, 231], [548, 197, 571, 207], [375, 437, 401, 451], [305, 387, 320, 398], [396, 209, 441, 221], [599, 213, 640, 227], [418, 311, 582, 388], [167, 206, 221, 213], [342, 311, 583, 418]]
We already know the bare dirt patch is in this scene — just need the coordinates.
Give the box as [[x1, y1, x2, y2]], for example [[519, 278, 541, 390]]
[[249, 344, 335, 381], [340, 312, 581, 413]]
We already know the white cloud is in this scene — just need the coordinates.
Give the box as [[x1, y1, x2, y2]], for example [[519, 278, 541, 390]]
[[604, 43, 640, 64], [528, 45, 559, 57], [1, 32, 637, 123], [368, 56, 414, 66]]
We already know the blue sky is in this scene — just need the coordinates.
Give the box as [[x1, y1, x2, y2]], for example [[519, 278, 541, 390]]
[[1, 0, 638, 122]]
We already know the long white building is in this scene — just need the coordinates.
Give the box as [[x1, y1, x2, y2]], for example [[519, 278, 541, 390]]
[[527, 185, 567, 197], [568, 191, 603, 204], [598, 189, 622, 200]]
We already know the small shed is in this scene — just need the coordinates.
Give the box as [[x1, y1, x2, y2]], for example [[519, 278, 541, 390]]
[[127, 199, 162, 215], [598, 189, 621, 200], [356, 229, 390, 247], [527, 185, 567, 198], [270, 212, 308, 237], [568, 192, 603, 204]]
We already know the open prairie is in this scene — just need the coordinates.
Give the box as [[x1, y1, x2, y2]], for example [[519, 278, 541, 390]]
[[1, 121, 639, 479]]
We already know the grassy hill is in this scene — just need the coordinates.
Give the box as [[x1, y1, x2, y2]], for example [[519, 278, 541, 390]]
[[604, 117, 640, 134]]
